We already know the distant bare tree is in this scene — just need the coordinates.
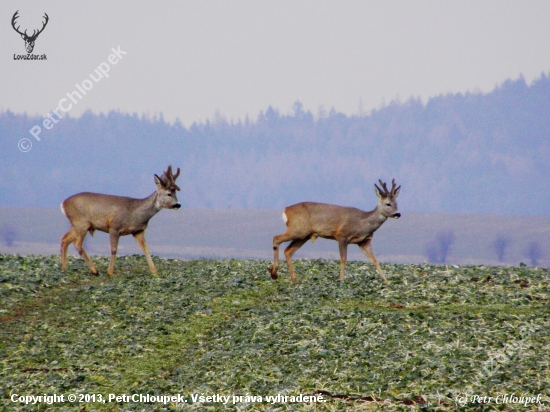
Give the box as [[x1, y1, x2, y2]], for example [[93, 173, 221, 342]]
[[493, 235, 510, 262], [425, 243, 439, 263], [425, 230, 455, 264], [525, 241, 542, 266], [0, 224, 17, 247]]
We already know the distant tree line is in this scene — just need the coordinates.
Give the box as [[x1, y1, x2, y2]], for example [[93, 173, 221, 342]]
[[1, 73, 550, 217]]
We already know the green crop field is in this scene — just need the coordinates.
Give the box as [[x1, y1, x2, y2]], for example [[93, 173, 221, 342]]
[[1, 254, 549, 411]]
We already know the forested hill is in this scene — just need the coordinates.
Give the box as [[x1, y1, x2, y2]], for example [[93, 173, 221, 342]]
[[1, 74, 549, 215]]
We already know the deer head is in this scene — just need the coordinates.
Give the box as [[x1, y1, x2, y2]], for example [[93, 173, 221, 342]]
[[12, 11, 49, 54], [154, 165, 181, 209], [374, 179, 401, 219]]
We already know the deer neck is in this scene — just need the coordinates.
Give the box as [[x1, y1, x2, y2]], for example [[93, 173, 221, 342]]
[[134, 191, 163, 223], [366, 206, 388, 228]]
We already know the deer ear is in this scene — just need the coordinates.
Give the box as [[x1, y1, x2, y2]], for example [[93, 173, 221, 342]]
[[154, 174, 165, 188], [374, 184, 384, 199]]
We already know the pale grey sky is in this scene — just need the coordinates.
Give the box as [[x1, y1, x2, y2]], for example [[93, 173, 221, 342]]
[[2, 0, 550, 126]]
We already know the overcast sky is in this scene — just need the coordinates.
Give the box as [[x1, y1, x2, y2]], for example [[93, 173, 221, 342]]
[[2, 0, 550, 126]]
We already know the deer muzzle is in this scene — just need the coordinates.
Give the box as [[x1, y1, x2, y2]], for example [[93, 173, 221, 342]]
[[173, 203, 181, 210], [392, 213, 401, 219]]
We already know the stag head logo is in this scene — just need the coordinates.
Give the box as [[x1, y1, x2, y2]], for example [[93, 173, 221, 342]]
[[11, 11, 49, 54]]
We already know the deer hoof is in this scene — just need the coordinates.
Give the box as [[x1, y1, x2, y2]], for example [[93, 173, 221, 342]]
[[268, 267, 278, 279]]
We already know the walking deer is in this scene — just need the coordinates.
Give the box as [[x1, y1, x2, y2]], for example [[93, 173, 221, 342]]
[[61, 165, 181, 276], [268, 179, 400, 284]]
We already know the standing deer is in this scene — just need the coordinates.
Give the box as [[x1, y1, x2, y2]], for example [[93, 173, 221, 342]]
[[268, 179, 400, 284], [61, 166, 181, 276]]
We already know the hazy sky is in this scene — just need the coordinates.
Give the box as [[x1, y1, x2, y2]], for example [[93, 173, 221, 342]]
[[2, 0, 550, 126]]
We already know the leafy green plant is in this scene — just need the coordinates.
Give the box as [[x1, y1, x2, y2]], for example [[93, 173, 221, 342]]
[[1, 254, 549, 411]]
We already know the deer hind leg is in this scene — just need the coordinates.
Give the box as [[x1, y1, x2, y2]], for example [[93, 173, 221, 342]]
[[133, 231, 157, 275], [61, 227, 77, 270], [72, 228, 98, 275], [337, 239, 348, 281], [358, 238, 388, 284], [284, 238, 309, 284], [107, 230, 121, 276]]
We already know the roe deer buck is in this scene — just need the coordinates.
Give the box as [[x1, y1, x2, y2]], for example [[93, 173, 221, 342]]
[[268, 179, 400, 284], [61, 165, 181, 275]]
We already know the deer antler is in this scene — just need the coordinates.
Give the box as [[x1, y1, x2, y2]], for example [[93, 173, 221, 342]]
[[165, 165, 180, 181], [375, 179, 400, 197], [11, 11, 25, 36], [378, 179, 390, 196], [390, 179, 401, 197], [164, 165, 172, 181], [30, 13, 49, 39], [161, 165, 181, 191], [11, 11, 49, 39], [172, 167, 180, 181]]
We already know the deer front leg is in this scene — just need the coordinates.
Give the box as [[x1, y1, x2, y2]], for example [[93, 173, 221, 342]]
[[358, 238, 388, 284], [269, 232, 293, 279], [337, 239, 348, 280], [108, 230, 120, 276], [269, 236, 281, 279], [134, 231, 157, 275]]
